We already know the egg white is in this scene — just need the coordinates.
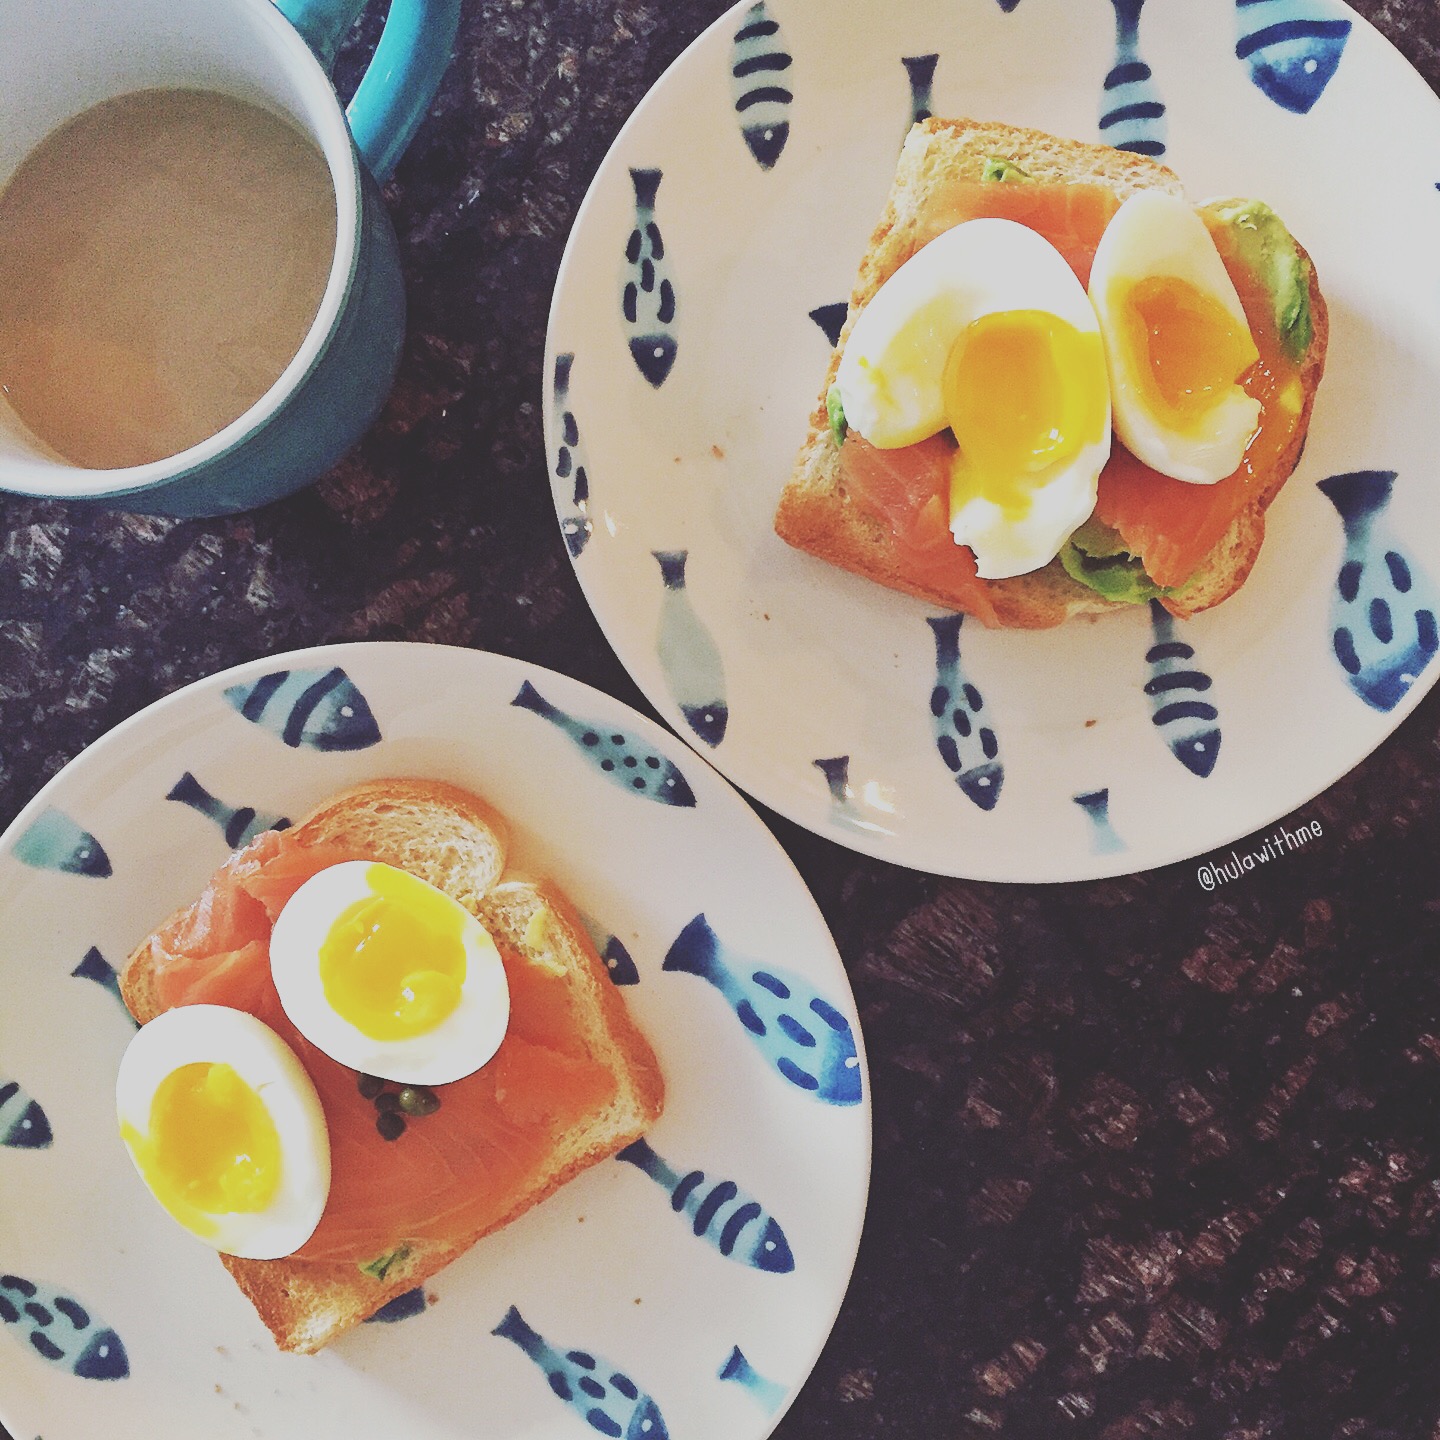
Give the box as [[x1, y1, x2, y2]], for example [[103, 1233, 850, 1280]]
[[1089, 190, 1261, 484], [115, 1004, 331, 1260], [270, 861, 510, 1087]]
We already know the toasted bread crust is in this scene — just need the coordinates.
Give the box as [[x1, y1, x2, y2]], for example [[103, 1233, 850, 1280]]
[[120, 779, 664, 1354], [774, 117, 1330, 628]]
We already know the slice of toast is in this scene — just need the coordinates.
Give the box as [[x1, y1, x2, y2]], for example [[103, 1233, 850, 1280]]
[[774, 117, 1329, 628], [119, 778, 664, 1354]]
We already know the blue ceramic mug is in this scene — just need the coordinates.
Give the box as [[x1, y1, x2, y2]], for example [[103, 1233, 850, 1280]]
[[0, 0, 460, 516]]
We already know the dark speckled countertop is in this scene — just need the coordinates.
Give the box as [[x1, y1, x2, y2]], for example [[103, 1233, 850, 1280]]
[[4, 2, 1440, 1437]]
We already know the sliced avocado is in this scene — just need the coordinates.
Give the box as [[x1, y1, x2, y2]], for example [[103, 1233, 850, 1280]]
[[1207, 197, 1313, 364], [1059, 518, 1173, 604], [981, 155, 1032, 184], [359, 1244, 412, 1282], [826, 383, 847, 446]]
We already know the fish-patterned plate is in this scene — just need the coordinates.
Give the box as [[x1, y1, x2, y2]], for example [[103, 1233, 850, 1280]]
[[0, 642, 869, 1440], [545, 0, 1440, 880]]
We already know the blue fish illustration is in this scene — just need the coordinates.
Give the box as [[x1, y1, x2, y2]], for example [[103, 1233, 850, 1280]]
[[653, 551, 728, 747], [578, 913, 641, 987], [165, 772, 290, 849], [0, 1275, 128, 1380], [663, 915, 861, 1106], [730, 2, 792, 170], [719, 1346, 786, 1413], [223, 667, 381, 751], [1100, 0, 1167, 157], [71, 947, 136, 1028], [995, 0, 1021, 10], [622, 169, 677, 388], [365, 1287, 429, 1324], [927, 615, 1003, 811], [1317, 471, 1439, 711], [1144, 601, 1221, 777], [492, 1306, 669, 1440], [1073, 789, 1126, 856], [0, 1076, 52, 1149], [1235, 0, 1351, 113], [808, 302, 847, 349], [553, 353, 593, 559], [13, 809, 111, 879], [902, 54, 939, 129], [512, 680, 696, 807], [616, 1137, 795, 1273], [813, 756, 891, 836]]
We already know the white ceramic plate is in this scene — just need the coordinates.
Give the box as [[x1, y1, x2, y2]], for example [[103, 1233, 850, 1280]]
[[545, 0, 1440, 881], [0, 642, 869, 1440]]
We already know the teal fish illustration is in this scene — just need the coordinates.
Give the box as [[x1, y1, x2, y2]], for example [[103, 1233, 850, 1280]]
[[13, 809, 111, 878], [616, 1137, 795, 1273], [664, 914, 861, 1106], [1073, 789, 1126, 855], [1101, 0, 1167, 157], [0, 1275, 128, 1379], [223, 667, 381, 750], [813, 756, 891, 836], [1236, 0, 1351, 114], [365, 1287, 429, 1323], [492, 1306, 669, 1439], [578, 912, 640, 987], [928, 615, 1002, 811], [0, 1076, 52, 1149], [902, 53, 938, 128], [1318, 471, 1439, 711], [622, 169, 677, 387], [71, 947, 136, 1028], [553, 353, 593, 559], [166, 772, 291, 848], [512, 680, 696, 807], [1145, 601, 1220, 776], [719, 1346, 786, 1413], [653, 551, 728, 747], [730, 2, 792, 169]]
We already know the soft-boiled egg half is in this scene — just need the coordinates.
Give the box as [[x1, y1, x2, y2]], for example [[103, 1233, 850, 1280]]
[[116, 1005, 330, 1259], [835, 218, 1112, 579], [270, 861, 509, 1086], [1089, 191, 1261, 484]]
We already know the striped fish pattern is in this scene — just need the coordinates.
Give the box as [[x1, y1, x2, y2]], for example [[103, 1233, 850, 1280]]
[[1318, 470, 1439, 712], [1073, 789, 1126, 856], [928, 615, 1003, 811], [0, 1076, 52, 1149], [622, 168, 678, 388], [719, 1346, 787, 1413], [664, 914, 861, 1106], [71, 947, 137, 1028], [512, 680, 697, 807], [902, 54, 939, 129], [1144, 601, 1221, 777], [0, 1275, 128, 1379], [1236, 0, 1352, 114], [552, 353, 593, 559], [166, 772, 290, 849], [1100, 0, 1167, 158], [616, 1137, 795, 1273], [654, 550, 728, 747], [730, 2, 792, 170], [13, 809, 111, 878], [222, 667, 382, 751], [493, 1306, 670, 1440]]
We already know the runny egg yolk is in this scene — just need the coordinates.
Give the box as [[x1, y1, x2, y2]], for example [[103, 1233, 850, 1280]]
[[120, 1062, 281, 1238], [1121, 275, 1259, 432], [318, 863, 469, 1041], [942, 309, 1108, 516]]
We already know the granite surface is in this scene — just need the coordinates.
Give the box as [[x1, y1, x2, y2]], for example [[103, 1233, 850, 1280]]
[[4, 2, 1440, 1437]]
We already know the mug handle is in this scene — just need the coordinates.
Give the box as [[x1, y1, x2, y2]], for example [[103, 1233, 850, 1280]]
[[275, 0, 462, 182]]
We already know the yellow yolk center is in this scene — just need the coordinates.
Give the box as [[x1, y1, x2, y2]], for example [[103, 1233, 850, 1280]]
[[123, 1062, 281, 1237], [1122, 275, 1259, 431], [943, 309, 1107, 517], [319, 863, 468, 1040]]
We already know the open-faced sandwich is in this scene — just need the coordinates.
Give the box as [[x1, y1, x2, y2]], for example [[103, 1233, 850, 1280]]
[[115, 779, 664, 1353], [775, 117, 1329, 628]]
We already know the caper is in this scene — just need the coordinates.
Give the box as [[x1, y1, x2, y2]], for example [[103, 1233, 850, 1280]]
[[397, 1086, 440, 1117], [375, 1091, 402, 1112], [356, 1073, 385, 1100], [376, 1110, 406, 1142]]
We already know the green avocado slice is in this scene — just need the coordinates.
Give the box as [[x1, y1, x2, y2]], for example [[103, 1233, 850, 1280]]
[[1059, 518, 1174, 605], [1205, 197, 1313, 364]]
